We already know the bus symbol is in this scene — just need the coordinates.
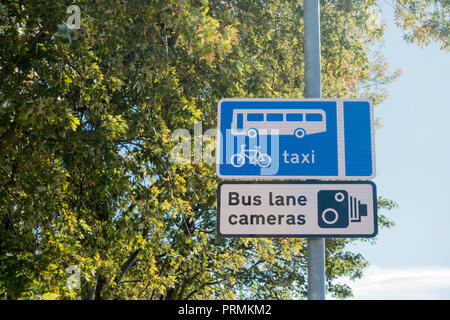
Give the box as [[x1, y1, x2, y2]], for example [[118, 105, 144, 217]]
[[231, 109, 326, 138]]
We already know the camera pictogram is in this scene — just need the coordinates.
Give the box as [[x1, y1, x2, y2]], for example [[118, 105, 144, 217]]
[[317, 190, 368, 228]]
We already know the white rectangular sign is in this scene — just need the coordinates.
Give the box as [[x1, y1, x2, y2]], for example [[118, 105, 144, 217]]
[[217, 181, 377, 237]]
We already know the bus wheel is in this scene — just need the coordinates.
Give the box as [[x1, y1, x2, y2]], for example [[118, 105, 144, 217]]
[[247, 128, 258, 138], [295, 128, 306, 138]]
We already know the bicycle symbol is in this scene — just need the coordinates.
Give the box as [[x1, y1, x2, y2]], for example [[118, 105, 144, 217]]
[[230, 145, 272, 168]]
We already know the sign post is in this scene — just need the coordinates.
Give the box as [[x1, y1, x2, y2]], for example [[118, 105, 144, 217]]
[[304, 0, 325, 301]]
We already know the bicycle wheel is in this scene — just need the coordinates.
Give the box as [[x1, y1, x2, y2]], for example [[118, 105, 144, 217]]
[[231, 154, 245, 167], [257, 154, 271, 168]]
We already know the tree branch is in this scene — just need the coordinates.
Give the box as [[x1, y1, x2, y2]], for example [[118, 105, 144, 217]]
[[105, 226, 150, 299], [0, 121, 18, 153]]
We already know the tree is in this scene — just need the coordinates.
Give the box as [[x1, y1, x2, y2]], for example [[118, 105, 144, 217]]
[[1, 0, 426, 300], [393, 0, 449, 51]]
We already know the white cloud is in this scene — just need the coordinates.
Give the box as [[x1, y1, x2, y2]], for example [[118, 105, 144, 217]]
[[330, 266, 450, 300]]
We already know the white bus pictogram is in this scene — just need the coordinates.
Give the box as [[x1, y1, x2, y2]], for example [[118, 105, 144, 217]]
[[231, 109, 326, 138]]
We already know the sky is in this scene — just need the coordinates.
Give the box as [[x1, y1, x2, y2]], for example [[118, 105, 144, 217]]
[[337, 4, 450, 299]]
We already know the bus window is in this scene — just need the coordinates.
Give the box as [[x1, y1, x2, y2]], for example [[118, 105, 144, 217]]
[[306, 113, 323, 122], [247, 113, 264, 121], [267, 113, 283, 121], [286, 113, 303, 121], [236, 113, 243, 130]]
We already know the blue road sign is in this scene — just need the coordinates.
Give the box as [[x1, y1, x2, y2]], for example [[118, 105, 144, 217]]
[[216, 98, 375, 179]]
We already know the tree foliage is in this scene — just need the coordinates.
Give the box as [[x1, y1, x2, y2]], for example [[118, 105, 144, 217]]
[[1, 0, 435, 300], [393, 0, 449, 51]]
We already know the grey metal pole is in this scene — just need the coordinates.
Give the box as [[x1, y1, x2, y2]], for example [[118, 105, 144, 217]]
[[303, 0, 326, 300], [304, 0, 321, 98]]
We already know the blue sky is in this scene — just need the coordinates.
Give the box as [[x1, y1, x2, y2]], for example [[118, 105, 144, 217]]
[[340, 4, 450, 299]]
